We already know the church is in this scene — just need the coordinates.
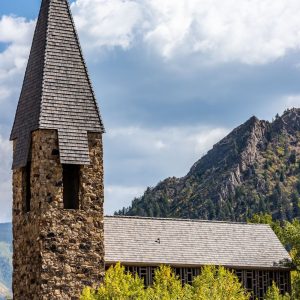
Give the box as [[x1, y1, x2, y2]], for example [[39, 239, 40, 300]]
[[104, 216, 292, 300], [9, 0, 292, 299]]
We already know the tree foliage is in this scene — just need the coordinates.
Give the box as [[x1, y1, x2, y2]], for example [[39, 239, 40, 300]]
[[80, 263, 145, 300], [250, 213, 300, 299], [264, 282, 290, 300], [81, 264, 250, 300], [145, 265, 188, 300], [191, 266, 249, 300]]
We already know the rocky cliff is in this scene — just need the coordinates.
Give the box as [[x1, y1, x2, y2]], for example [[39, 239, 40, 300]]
[[117, 108, 300, 221]]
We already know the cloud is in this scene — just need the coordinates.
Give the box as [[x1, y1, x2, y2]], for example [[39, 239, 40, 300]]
[[104, 125, 229, 212], [0, 15, 34, 221], [106, 126, 229, 173], [0, 134, 12, 223], [0, 16, 34, 78], [0, 16, 35, 124], [72, 0, 300, 64], [71, 0, 143, 50], [142, 0, 300, 64], [0, 181, 11, 222]]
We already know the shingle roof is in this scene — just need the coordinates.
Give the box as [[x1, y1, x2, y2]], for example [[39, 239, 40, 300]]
[[10, 0, 104, 169], [104, 216, 292, 270]]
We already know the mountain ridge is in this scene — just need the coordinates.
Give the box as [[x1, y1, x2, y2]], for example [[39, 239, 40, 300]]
[[117, 108, 300, 221]]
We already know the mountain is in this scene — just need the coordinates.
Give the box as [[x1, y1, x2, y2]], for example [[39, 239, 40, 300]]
[[0, 282, 10, 300], [0, 223, 12, 299], [117, 108, 300, 222], [0, 281, 10, 300]]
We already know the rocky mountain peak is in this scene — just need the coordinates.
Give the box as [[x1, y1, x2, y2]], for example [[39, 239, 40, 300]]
[[118, 109, 300, 222], [189, 115, 267, 178], [274, 108, 300, 134]]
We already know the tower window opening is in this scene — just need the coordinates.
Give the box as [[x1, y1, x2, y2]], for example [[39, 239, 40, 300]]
[[23, 162, 31, 212], [63, 164, 80, 209]]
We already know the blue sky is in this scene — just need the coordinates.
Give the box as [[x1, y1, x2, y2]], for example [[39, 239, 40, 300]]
[[0, 0, 300, 222]]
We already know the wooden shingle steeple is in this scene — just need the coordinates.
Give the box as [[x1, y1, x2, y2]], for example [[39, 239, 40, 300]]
[[11, 2, 105, 299], [10, 0, 104, 169]]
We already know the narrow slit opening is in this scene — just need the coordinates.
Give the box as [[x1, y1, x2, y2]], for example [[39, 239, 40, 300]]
[[63, 164, 80, 209], [23, 162, 31, 212]]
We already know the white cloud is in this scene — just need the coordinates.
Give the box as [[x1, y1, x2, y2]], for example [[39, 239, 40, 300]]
[[0, 16, 34, 78], [71, 0, 143, 50], [107, 125, 229, 163], [72, 0, 300, 64], [0, 135, 12, 223], [0, 181, 11, 222], [0, 135, 11, 177], [104, 125, 229, 213], [0, 16, 34, 222], [142, 0, 300, 64], [0, 16, 35, 119]]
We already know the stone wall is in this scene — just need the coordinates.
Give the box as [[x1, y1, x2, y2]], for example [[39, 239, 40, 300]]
[[13, 130, 104, 300]]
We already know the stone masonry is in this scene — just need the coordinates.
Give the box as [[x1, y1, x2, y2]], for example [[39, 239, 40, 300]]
[[13, 130, 104, 300]]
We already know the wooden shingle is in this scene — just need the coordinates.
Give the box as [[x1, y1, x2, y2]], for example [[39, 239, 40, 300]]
[[10, 0, 104, 169], [104, 216, 292, 269]]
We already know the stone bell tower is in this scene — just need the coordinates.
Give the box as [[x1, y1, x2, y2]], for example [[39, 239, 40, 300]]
[[10, 0, 105, 299]]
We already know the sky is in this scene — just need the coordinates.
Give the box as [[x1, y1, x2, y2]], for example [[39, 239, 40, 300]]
[[0, 0, 300, 222]]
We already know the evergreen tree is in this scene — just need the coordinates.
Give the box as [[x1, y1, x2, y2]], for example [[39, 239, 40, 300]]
[[264, 282, 290, 300], [291, 193, 300, 217]]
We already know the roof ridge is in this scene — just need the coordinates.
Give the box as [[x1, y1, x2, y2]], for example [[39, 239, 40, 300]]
[[104, 215, 271, 226]]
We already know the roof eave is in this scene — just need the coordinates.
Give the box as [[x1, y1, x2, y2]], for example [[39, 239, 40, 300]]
[[105, 260, 293, 271]]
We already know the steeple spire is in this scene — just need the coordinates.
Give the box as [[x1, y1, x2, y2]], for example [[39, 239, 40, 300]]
[[11, 2, 105, 299], [10, 0, 104, 169]]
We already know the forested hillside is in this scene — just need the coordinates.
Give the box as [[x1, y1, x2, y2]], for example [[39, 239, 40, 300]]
[[117, 108, 300, 221]]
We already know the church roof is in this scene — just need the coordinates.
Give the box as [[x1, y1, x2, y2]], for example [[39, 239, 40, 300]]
[[104, 216, 292, 270], [10, 0, 104, 169]]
